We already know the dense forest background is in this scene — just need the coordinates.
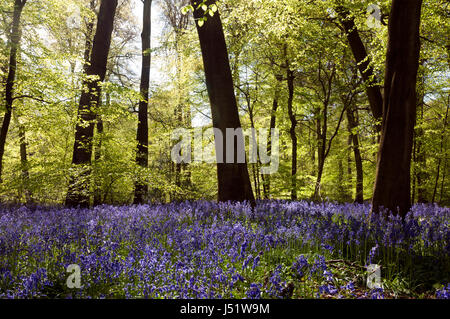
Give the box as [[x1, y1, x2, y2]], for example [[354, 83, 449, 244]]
[[0, 0, 448, 206]]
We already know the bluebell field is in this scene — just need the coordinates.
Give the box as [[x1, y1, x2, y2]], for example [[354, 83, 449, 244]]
[[0, 201, 449, 299]]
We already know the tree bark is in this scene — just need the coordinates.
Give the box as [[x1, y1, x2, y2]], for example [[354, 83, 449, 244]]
[[286, 68, 297, 200], [371, 0, 423, 217], [12, 109, 31, 202], [346, 105, 364, 203], [191, 0, 255, 205], [66, 0, 118, 207], [432, 104, 449, 203], [336, 6, 383, 124], [313, 63, 336, 201], [414, 60, 428, 203], [314, 106, 326, 201], [83, 0, 96, 73], [0, 0, 26, 183], [93, 111, 104, 206], [134, 0, 152, 204], [263, 74, 282, 198]]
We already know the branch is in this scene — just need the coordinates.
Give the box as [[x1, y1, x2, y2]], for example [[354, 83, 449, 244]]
[[324, 103, 349, 159], [12, 95, 52, 104]]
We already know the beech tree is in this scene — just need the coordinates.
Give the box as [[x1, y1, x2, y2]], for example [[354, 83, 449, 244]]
[[190, 0, 255, 205], [134, 0, 152, 204], [66, 0, 118, 207], [335, 5, 383, 124], [0, 0, 27, 183], [371, 0, 423, 217]]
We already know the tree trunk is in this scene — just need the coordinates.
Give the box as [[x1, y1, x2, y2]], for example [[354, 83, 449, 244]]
[[286, 68, 297, 200], [312, 63, 336, 201], [248, 102, 261, 200], [415, 61, 428, 203], [346, 134, 353, 201], [134, 0, 152, 204], [371, 0, 423, 217], [93, 112, 104, 206], [263, 74, 282, 198], [439, 155, 447, 204], [0, 0, 26, 183], [12, 109, 31, 202], [432, 104, 449, 203], [192, 0, 255, 205], [336, 6, 383, 124], [313, 104, 327, 202], [66, 0, 118, 207], [346, 105, 364, 203], [83, 0, 96, 73]]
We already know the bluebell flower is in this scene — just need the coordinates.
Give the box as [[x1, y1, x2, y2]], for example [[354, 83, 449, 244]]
[[246, 283, 262, 299], [436, 284, 450, 299]]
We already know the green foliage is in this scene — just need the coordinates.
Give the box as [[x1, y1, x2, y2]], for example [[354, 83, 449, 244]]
[[0, 0, 448, 205]]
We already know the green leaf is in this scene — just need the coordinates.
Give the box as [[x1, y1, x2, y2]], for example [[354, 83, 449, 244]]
[[198, 19, 204, 27], [181, 5, 193, 15]]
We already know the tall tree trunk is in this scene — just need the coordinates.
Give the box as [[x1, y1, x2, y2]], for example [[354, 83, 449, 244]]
[[336, 6, 383, 124], [312, 63, 336, 201], [12, 109, 31, 202], [174, 32, 183, 189], [346, 134, 353, 201], [371, 0, 423, 217], [191, 0, 255, 205], [93, 112, 104, 206], [263, 74, 282, 198], [66, 0, 118, 207], [314, 103, 327, 201], [346, 105, 364, 203], [432, 104, 449, 203], [286, 68, 297, 200], [83, 0, 96, 73], [0, 0, 26, 183], [415, 60, 428, 203], [248, 103, 261, 200], [314, 132, 325, 201], [439, 156, 447, 204], [134, 0, 152, 204], [337, 158, 345, 200]]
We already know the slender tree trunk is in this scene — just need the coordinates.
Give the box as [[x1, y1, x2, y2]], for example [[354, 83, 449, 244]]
[[314, 104, 327, 201], [312, 63, 336, 201], [346, 105, 364, 203], [93, 112, 104, 206], [174, 32, 183, 189], [286, 68, 297, 200], [12, 109, 31, 202], [338, 158, 345, 200], [134, 0, 152, 204], [263, 75, 282, 198], [248, 106, 261, 200], [371, 0, 423, 217], [415, 61, 428, 203], [439, 156, 447, 204], [432, 104, 449, 203], [346, 134, 353, 201], [0, 0, 26, 183], [310, 129, 316, 176], [66, 0, 118, 207], [192, 0, 255, 205], [336, 6, 383, 124]]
